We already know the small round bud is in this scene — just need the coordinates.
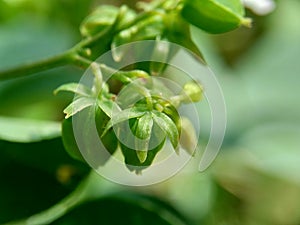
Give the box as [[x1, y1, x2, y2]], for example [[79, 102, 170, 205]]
[[181, 81, 203, 103]]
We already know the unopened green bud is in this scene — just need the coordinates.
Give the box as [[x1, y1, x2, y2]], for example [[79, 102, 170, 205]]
[[80, 5, 136, 37], [80, 5, 119, 37], [181, 81, 203, 103]]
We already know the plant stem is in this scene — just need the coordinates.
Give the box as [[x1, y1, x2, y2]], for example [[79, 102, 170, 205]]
[[2, 171, 120, 225], [0, 6, 157, 81], [0, 50, 75, 81]]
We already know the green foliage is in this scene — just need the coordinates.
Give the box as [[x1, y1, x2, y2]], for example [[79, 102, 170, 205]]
[[3, 0, 299, 225], [0, 117, 61, 143], [52, 193, 190, 225]]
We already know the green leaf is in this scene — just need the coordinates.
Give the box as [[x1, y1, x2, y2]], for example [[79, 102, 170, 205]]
[[62, 118, 84, 161], [63, 97, 95, 119], [152, 110, 179, 151], [54, 83, 93, 97], [0, 116, 61, 143], [181, 0, 251, 34], [102, 107, 146, 136]]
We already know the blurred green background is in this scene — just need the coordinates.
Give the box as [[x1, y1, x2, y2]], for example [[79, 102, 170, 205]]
[[0, 0, 300, 224]]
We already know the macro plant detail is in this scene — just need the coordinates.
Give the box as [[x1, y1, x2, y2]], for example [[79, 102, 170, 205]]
[[56, 62, 203, 174], [0, 0, 249, 174], [3, 0, 299, 225]]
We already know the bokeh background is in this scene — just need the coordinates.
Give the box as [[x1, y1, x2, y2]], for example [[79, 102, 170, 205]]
[[0, 0, 300, 224]]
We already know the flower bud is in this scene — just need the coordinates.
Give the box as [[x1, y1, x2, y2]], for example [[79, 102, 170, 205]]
[[181, 81, 203, 103]]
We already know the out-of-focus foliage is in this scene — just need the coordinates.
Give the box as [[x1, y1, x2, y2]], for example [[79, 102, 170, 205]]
[[0, 0, 299, 224]]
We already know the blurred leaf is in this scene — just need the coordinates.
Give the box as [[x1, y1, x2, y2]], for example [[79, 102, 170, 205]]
[[61, 118, 84, 162], [237, 123, 300, 184], [0, 161, 70, 224], [0, 16, 75, 70], [0, 16, 81, 121], [213, 123, 300, 225], [0, 138, 90, 224], [0, 116, 60, 143], [52, 193, 190, 225], [0, 138, 89, 182], [181, 0, 251, 34]]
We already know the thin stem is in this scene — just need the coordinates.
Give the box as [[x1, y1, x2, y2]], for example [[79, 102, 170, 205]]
[[71, 54, 94, 68], [0, 5, 159, 81], [0, 50, 75, 81]]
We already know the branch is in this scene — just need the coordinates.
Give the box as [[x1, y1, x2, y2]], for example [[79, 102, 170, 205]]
[[0, 50, 75, 81]]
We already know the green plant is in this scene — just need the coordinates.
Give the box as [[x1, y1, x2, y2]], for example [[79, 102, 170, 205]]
[[0, 0, 249, 173], [0, 0, 253, 224]]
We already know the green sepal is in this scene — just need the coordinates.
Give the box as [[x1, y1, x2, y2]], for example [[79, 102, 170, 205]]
[[152, 110, 179, 152], [120, 122, 166, 174], [133, 112, 154, 163], [102, 107, 146, 137], [54, 83, 93, 97], [63, 97, 95, 119]]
